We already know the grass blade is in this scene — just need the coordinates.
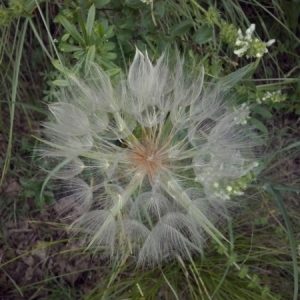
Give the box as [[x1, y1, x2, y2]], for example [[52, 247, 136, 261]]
[[264, 183, 298, 300]]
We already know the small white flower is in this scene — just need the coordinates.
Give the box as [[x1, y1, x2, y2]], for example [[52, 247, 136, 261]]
[[245, 24, 255, 39], [235, 191, 244, 196], [237, 28, 243, 39], [234, 24, 275, 59], [40, 49, 260, 266], [233, 103, 250, 125], [226, 186, 233, 192], [256, 90, 286, 104], [234, 45, 248, 57], [266, 39, 276, 47]]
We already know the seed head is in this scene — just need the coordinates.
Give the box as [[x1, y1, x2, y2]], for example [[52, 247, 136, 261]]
[[40, 49, 260, 266]]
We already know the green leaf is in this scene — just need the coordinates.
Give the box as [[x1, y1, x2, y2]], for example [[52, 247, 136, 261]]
[[20, 178, 39, 190], [55, 15, 84, 44], [74, 56, 86, 71], [158, 32, 175, 42], [59, 43, 82, 52], [61, 33, 70, 42], [105, 68, 121, 77], [124, 0, 144, 8], [253, 106, 273, 119], [86, 4, 96, 37], [219, 63, 255, 87], [154, 2, 165, 18], [86, 45, 96, 64], [52, 79, 70, 87], [52, 60, 72, 75], [250, 118, 268, 134], [85, 45, 96, 74], [105, 52, 117, 60], [94, 0, 111, 8], [104, 26, 115, 39], [192, 24, 213, 45], [73, 50, 85, 59], [102, 42, 116, 51], [97, 56, 117, 69], [170, 19, 193, 36]]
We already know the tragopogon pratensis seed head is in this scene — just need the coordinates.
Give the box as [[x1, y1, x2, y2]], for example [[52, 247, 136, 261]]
[[40, 49, 259, 266]]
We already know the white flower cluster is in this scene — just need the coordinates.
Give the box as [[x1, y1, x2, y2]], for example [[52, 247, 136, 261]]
[[141, 0, 152, 4], [40, 49, 260, 265], [213, 182, 244, 201], [211, 162, 259, 200], [234, 24, 275, 58], [233, 103, 250, 125], [195, 154, 258, 201], [256, 90, 286, 104]]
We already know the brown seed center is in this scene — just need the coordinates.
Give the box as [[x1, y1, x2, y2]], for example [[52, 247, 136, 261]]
[[126, 128, 169, 183]]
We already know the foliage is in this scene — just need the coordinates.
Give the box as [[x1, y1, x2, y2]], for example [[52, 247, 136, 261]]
[[0, 0, 299, 299]]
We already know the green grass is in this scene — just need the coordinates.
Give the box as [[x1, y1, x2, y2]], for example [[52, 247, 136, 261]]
[[0, 0, 299, 299]]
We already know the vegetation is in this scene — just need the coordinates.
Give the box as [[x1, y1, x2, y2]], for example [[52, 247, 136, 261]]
[[0, 0, 299, 299]]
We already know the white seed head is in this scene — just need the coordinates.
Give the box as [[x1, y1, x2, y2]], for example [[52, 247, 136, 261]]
[[40, 49, 260, 266]]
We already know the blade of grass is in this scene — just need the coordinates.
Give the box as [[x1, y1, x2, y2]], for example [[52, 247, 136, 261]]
[[264, 183, 298, 300], [1, 18, 28, 186], [211, 215, 234, 298], [0, 267, 23, 297]]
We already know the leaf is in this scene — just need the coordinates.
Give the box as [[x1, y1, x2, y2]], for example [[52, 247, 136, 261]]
[[105, 52, 117, 61], [61, 33, 70, 42], [52, 80, 71, 87], [97, 56, 117, 69], [250, 117, 268, 134], [59, 43, 82, 52], [192, 24, 213, 45], [102, 42, 115, 51], [86, 45, 96, 63], [104, 26, 115, 39], [75, 56, 87, 71], [55, 15, 84, 44], [124, 0, 144, 8], [94, 0, 111, 8], [51, 60, 72, 75], [219, 63, 255, 87], [158, 32, 175, 42], [85, 45, 96, 74], [154, 2, 165, 18], [253, 106, 273, 119], [73, 50, 85, 59], [170, 19, 193, 36], [86, 4, 96, 37], [105, 68, 120, 77]]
